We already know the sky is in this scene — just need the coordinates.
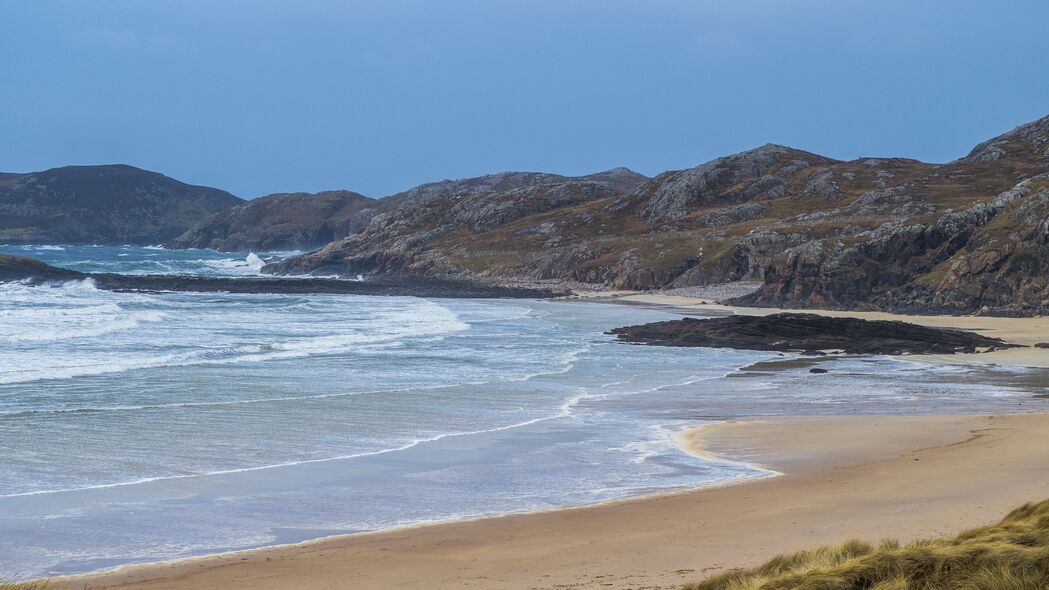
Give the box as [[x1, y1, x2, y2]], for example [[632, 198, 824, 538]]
[[2, 1, 1048, 200]]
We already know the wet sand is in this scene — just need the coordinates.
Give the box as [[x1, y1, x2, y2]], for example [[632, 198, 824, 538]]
[[61, 412, 1049, 590]]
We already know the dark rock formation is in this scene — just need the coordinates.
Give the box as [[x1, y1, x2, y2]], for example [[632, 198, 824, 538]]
[[89, 273, 562, 298], [0, 254, 83, 283], [169, 190, 377, 251], [0, 165, 241, 244], [607, 313, 1018, 355], [0, 253, 559, 298]]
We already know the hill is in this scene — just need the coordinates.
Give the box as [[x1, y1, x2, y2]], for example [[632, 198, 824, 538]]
[[0, 165, 240, 245], [266, 115, 1049, 315], [168, 190, 377, 251]]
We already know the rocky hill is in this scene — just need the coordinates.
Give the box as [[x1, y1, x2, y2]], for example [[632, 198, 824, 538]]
[[265, 114, 1049, 316], [266, 168, 649, 276], [0, 165, 241, 245], [169, 190, 377, 251]]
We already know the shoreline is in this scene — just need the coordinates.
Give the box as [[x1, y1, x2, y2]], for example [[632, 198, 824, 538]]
[[48, 422, 775, 586], [41, 293, 1049, 589], [60, 411, 1049, 590]]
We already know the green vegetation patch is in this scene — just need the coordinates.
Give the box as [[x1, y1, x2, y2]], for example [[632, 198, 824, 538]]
[[687, 499, 1049, 590]]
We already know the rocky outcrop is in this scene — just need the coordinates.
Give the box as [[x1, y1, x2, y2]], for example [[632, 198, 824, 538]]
[[958, 114, 1049, 170], [608, 313, 1018, 355], [0, 254, 83, 283], [737, 174, 1049, 315], [628, 145, 832, 222], [169, 190, 377, 251], [0, 254, 561, 298], [0, 165, 241, 245], [88, 273, 562, 298]]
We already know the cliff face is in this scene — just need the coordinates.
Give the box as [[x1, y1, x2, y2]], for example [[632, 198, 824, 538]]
[[169, 190, 377, 252], [0, 165, 241, 245], [254, 113, 1049, 316]]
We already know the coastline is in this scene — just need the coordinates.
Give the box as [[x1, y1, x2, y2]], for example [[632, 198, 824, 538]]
[[60, 412, 1049, 590]]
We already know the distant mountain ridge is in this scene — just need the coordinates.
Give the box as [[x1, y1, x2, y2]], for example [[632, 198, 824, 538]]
[[0, 164, 241, 245]]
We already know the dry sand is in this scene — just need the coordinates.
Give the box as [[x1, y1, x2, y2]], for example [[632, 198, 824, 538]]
[[62, 412, 1049, 590]]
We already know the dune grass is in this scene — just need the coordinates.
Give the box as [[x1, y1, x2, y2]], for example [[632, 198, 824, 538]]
[[0, 581, 50, 590], [687, 499, 1049, 590]]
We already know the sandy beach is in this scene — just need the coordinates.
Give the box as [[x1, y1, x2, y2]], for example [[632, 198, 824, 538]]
[[62, 411, 1049, 590]]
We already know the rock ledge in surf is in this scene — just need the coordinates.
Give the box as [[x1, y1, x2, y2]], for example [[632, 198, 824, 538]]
[[607, 313, 1019, 355], [0, 254, 562, 298], [0, 254, 83, 283]]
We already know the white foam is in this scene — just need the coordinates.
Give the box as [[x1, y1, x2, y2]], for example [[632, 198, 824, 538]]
[[245, 252, 265, 271], [1, 397, 581, 499], [0, 289, 470, 385]]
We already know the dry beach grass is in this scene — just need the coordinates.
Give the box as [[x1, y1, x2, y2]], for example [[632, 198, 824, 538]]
[[687, 500, 1049, 590], [1, 581, 51, 590]]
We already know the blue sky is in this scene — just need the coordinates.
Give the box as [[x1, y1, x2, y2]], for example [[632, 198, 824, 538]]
[[2, 1, 1048, 199]]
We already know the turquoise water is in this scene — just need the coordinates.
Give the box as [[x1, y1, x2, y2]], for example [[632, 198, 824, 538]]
[[0, 245, 1044, 578]]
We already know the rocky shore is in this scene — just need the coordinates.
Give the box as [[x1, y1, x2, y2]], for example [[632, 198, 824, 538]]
[[608, 313, 1020, 355], [0, 254, 563, 298]]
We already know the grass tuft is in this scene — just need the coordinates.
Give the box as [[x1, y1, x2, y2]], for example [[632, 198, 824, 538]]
[[686, 499, 1049, 590]]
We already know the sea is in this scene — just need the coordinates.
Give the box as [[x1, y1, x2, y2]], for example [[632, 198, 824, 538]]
[[0, 244, 1046, 578]]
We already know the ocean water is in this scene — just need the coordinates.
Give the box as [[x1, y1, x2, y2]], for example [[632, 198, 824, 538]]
[[1, 245, 1046, 578]]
